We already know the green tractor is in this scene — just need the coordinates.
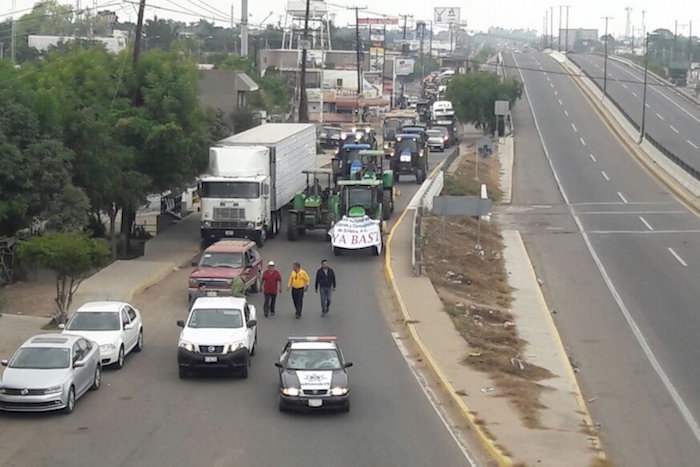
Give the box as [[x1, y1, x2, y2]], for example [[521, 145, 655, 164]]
[[352, 150, 395, 220], [287, 169, 340, 241]]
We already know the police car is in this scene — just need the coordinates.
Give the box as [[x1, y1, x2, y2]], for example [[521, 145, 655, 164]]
[[275, 337, 353, 412]]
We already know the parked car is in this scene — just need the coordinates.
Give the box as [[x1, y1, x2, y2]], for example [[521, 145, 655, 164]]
[[61, 301, 143, 369], [177, 296, 258, 379], [0, 334, 101, 414], [188, 240, 263, 303]]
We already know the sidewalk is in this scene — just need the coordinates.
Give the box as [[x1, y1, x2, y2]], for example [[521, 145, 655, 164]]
[[70, 212, 201, 310], [0, 314, 51, 359], [386, 215, 601, 465]]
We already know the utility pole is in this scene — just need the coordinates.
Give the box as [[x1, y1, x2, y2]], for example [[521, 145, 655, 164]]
[[545, 9, 549, 48], [602, 16, 613, 96], [543, 14, 547, 49], [558, 5, 562, 52], [400, 14, 413, 40], [565, 5, 570, 53], [418, 21, 425, 81], [10, 0, 16, 65], [428, 20, 433, 58], [348, 6, 367, 122], [639, 33, 649, 144], [298, 0, 311, 123], [688, 21, 693, 74], [133, 0, 146, 72], [550, 6, 553, 48], [241, 0, 248, 57]]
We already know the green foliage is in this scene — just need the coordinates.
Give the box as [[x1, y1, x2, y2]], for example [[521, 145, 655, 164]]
[[446, 73, 523, 133], [17, 232, 109, 322], [474, 45, 496, 64], [218, 56, 257, 76]]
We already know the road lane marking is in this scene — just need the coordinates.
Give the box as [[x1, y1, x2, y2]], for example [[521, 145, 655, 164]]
[[638, 216, 654, 231], [586, 230, 700, 234], [656, 113, 664, 120], [549, 82, 554, 88], [571, 123, 578, 133], [645, 103, 650, 108], [512, 51, 700, 446], [564, 110, 569, 116], [543, 72, 548, 75], [601, 170, 610, 181], [667, 248, 688, 267], [670, 125, 680, 134], [554, 90, 558, 96], [622, 83, 628, 89], [589, 153, 597, 162], [558, 99, 563, 105], [688, 140, 699, 149], [392, 333, 478, 466], [575, 210, 686, 215], [579, 137, 586, 146], [631, 91, 638, 97], [617, 191, 628, 203], [546, 77, 551, 81]]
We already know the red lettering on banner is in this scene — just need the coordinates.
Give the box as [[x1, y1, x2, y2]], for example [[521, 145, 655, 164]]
[[350, 235, 359, 245]]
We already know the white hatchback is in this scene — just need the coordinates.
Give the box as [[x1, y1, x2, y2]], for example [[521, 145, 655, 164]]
[[61, 301, 144, 369]]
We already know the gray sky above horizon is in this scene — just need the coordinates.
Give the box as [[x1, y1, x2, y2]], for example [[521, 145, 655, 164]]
[[4, 1, 699, 38]]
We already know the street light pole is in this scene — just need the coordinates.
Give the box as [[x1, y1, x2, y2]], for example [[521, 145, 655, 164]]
[[639, 33, 649, 144], [550, 6, 554, 49], [602, 16, 613, 96], [558, 5, 562, 52], [565, 5, 570, 53]]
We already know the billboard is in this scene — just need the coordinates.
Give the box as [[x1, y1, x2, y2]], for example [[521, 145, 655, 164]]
[[434, 7, 460, 24], [370, 27, 385, 42], [394, 58, 415, 76], [358, 17, 399, 25], [369, 47, 385, 72]]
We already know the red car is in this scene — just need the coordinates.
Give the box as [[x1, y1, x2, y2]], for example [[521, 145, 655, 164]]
[[188, 240, 263, 302]]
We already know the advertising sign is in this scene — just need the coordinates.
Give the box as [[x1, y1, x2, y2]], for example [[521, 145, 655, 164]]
[[358, 17, 399, 25], [434, 7, 460, 24], [369, 47, 385, 72], [394, 58, 415, 76], [329, 216, 382, 253], [370, 27, 385, 42]]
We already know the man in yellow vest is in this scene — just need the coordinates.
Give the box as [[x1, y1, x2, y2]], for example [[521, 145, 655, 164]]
[[287, 262, 310, 319]]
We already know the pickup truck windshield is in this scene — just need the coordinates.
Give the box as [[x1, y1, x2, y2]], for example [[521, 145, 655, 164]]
[[200, 181, 260, 199]]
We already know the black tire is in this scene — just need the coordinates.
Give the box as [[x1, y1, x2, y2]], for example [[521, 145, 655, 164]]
[[333, 246, 341, 256], [63, 386, 75, 414], [115, 345, 125, 369], [395, 172, 400, 182], [416, 167, 426, 184], [135, 329, 144, 352], [382, 190, 392, 220], [91, 366, 101, 391], [373, 246, 380, 256], [278, 396, 287, 412], [240, 362, 249, 379], [342, 399, 350, 412], [250, 331, 257, 356], [287, 214, 299, 241], [255, 229, 266, 248], [178, 367, 188, 379]]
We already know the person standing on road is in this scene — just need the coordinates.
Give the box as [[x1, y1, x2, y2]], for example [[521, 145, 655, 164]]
[[287, 262, 310, 319], [230, 275, 246, 297], [315, 259, 336, 316], [262, 260, 282, 317], [189, 282, 207, 308]]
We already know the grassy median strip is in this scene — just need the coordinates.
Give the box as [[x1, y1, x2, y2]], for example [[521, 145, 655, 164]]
[[423, 143, 553, 428]]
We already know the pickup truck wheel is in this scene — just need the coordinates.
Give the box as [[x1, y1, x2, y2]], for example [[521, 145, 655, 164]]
[[333, 246, 342, 256], [178, 367, 189, 379], [278, 396, 287, 412], [250, 331, 257, 356], [240, 362, 249, 379]]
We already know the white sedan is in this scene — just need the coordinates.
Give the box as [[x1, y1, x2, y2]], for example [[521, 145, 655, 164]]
[[61, 301, 143, 369]]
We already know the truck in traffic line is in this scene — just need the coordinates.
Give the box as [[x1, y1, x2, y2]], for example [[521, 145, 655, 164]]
[[199, 123, 317, 247]]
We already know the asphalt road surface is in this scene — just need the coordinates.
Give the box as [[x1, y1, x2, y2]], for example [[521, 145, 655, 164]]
[[571, 53, 700, 174], [0, 148, 469, 467], [503, 51, 700, 466]]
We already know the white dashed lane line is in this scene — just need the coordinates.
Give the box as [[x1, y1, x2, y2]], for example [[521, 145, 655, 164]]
[[688, 140, 699, 149], [656, 113, 664, 120], [554, 90, 558, 96], [579, 137, 586, 146], [601, 170, 610, 181], [589, 153, 597, 162], [631, 91, 638, 97], [638, 216, 654, 231], [558, 99, 563, 105], [670, 125, 680, 134], [549, 83, 554, 88], [617, 191, 628, 203], [645, 103, 650, 109], [668, 248, 688, 267], [622, 83, 628, 89], [571, 123, 578, 132], [564, 110, 569, 116]]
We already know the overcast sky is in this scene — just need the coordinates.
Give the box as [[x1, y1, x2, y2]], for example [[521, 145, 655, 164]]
[[4, 0, 699, 37]]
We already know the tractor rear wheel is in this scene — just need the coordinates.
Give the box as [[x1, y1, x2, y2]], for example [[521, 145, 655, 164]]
[[416, 167, 426, 184], [287, 214, 299, 241], [382, 190, 392, 220]]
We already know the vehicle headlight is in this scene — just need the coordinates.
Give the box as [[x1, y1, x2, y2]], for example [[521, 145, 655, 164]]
[[331, 387, 348, 396], [247, 222, 255, 229], [188, 278, 198, 287], [282, 387, 300, 396], [202, 221, 212, 228], [179, 341, 195, 352], [44, 385, 63, 395], [228, 342, 245, 353], [0, 387, 7, 394], [99, 344, 116, 353], [384, 143, 389, 148]]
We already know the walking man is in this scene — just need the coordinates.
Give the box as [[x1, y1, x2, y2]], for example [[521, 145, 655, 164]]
[[287, 262, 310, 319], [262, 260, 282, 317], [315, 259, 336, 316]]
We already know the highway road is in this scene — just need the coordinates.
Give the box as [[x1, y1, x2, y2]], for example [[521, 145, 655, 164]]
[[570, 53, 700, 174], [503, 50, 700, 466], [0, 148, 472, 466]]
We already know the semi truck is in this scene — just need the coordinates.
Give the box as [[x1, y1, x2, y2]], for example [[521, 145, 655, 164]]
[[199, 123, 317, 247]]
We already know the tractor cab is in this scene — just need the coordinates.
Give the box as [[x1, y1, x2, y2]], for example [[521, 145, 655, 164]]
[[332, 143, 371, 183], [338, 179, 384, 221], [287, 169, 340, 241], [343, 149, 395, 221]]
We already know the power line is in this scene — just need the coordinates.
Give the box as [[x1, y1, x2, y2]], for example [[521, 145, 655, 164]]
[[123, 0, 239, 24], [186, 0, 230, 20]]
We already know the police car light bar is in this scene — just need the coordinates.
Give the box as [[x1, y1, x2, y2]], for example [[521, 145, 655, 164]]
[[287, 336, 338, 342]]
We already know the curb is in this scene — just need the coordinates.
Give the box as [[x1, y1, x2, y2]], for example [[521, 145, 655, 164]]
[[509, 231, 607, 461], [384, 168, 512, 466], [555, 56, 700, 215], [125, 262, 177, 302]]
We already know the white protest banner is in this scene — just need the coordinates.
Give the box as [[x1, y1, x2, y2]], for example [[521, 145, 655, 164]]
[[328, 216, 382, 253]]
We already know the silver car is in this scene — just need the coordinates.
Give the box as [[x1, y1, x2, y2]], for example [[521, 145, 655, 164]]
[[426, 129, 445, 152], [0, 334, 101, 414]]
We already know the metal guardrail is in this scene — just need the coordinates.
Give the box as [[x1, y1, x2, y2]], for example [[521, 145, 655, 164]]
[[569, 55, 699, 183]]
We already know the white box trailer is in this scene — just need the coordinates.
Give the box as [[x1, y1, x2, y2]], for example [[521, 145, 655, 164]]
[[199, 123, 316, 246]]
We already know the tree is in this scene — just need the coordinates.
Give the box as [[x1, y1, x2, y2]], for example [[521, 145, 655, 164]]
[[446, 72, 522, 134], [17, 232, 109, 323]]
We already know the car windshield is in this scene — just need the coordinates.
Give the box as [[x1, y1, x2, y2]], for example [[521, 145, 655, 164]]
[[286, 349, 342, 370], [66, 311, 120, 331], [188, 308, 243, 328], [199, 252, 244, 268], [397, 140, 418, 153], [347, 187, 373, 209], [427, 130, 442, 138], [9, 347, 71, 369], [200, 181, 259, 199]]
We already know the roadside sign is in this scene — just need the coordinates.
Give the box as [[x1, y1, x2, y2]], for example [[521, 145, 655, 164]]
[[395, 58, 415, 76], [358, 17, 399, 25], [494, 100, 509, 116], [432, 196, 492, 216], [434, 7, 461, 24]]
